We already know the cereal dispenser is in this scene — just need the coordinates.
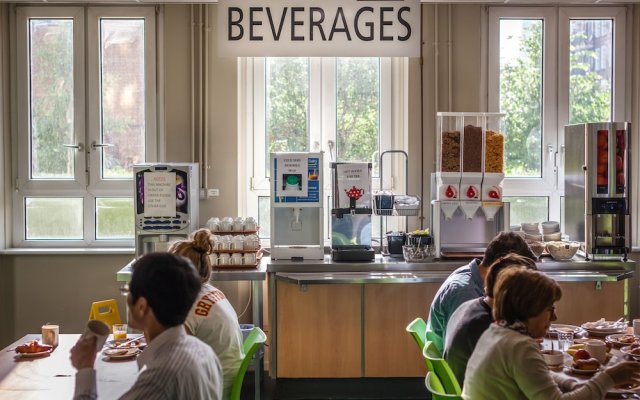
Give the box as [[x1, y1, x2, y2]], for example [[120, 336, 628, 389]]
[[431, 112, 509, 258]]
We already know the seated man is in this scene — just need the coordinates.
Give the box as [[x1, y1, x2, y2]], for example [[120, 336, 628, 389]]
[[444, 253, 537, 384], [71, 252, 223, 400], [426, 231, 536, 352]]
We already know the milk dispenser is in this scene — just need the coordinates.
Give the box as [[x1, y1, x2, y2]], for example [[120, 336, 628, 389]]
[[564, 122, 631, 260], [330, 162, 375, 261], [134, 163, 200, 257], [431, 112, 510, 258], [270, 152, 324, 260]]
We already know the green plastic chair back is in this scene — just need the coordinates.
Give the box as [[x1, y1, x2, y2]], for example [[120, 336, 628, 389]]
[[229, 327, 267, 400], [423, 341, 462, 395], [406, 317, 428, 351], [425, 371, 463, 400]]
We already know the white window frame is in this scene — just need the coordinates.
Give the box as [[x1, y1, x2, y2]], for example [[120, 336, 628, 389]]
[[487, 6, 626, 224], [12, 6, 158, 248], [239, 57, 408, 246]]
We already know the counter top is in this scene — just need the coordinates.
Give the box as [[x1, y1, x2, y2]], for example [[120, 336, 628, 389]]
[[116, 259, 267, 282]]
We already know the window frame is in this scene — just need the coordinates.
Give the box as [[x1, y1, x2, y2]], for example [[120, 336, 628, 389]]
[[487, 6, 626, 225], [12, 6, 158, 248], [239, 56, 408, 246]]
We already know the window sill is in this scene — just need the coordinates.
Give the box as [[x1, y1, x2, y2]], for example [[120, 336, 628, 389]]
[[0, 248, 135, 256]]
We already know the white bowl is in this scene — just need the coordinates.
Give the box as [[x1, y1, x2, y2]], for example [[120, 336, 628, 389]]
[[542, 350, 564, 366], [546, 241, 580, 260]]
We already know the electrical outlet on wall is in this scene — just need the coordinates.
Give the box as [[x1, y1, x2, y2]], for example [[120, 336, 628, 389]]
[[208, 189, 220, 197]]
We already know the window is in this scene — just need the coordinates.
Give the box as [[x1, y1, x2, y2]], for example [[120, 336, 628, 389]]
[[488, 7, 626, 226], [13, 6, 157, 247], [239, 57, 407, 245]]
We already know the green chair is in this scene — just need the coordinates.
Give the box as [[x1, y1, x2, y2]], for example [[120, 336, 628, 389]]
[[230, 326, 267, 400], [406, 317, 428, 351], [425, 371, 463, 400], [423, 341, 462, 396]]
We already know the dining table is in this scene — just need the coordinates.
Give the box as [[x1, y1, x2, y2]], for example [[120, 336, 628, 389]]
[[544, 326, 640, 399], [0, 334, 138, 400]]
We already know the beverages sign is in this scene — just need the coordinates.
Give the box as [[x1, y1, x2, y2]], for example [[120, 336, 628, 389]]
[[217, 0, 420, 57]]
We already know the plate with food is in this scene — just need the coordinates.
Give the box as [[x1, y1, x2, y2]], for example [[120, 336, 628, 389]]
[[566, 358, 601, 375], [103, 348, 141, 360], [620, 345, 640, 361], [14, 340, 53, 358], [581, 319, 627, 336], [105, 336, 146, 350], [606, 333, 640, 347]]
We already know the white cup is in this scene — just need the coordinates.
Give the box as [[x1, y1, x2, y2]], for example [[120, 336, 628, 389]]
[[245, 234, 260, 250], [220, 236, 232, 250], [209, 253, 219, 266], [220, 217, 233, 232], [42, 324, 59, 347], [231, 253, 243, 265], [82, 320, 110, 352], [243, 253, 256, 265], [585, 340, 607, 364], [244, 217, 257, 231], [633, 319, 640, 336], [232, 236, 245, 251], [218, 253, 230, 265], [233, 217, 245, 232], [206, 217, 220, 232]]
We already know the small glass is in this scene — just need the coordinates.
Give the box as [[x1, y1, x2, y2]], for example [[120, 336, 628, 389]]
[[557, 331, 574, 352], [112, 323, 128, 341]]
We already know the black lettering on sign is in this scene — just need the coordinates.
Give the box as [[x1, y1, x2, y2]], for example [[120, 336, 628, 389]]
[[266, 7, 288, 40], [354, 7, 374, 41], [329, 7, 351, 41], [309, 7, 326, 41], [397, 6, 411, 41], [249, 7, 263, 41], [291, 7, 304, 41], [380, 7, 393, 41], [228, 7, 244, 40]]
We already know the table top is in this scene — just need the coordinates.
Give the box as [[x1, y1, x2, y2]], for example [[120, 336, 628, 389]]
[[0, 334, 137, 400], [543, 329, 640, 399]]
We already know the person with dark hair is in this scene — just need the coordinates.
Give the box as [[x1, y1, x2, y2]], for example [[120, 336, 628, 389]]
[[443, 253, 536, 384], [169, 229, 244, 400], [463, 268, 640, 399], [70, 252, 223, 400], [426, 231, 536, 352]]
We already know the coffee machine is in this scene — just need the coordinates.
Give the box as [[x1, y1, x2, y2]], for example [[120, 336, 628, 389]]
[[134, 163, 200, 257], [330, 162, 375, 261], [270, 152, 324, 260], [564, 122, 631, 260]]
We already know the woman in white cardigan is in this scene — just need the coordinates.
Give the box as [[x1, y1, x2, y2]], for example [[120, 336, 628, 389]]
[[463, 268, 640, 399]]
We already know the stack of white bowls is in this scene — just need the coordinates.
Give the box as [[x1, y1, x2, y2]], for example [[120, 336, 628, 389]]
[[521, 222, 542, 242], [541, 221, 561, 242]]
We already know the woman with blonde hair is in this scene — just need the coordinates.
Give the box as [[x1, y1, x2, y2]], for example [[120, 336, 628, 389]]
[[463, 268, 640, 399], [169, 228, 244, 400]]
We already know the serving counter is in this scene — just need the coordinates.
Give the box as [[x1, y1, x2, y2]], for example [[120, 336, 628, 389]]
[[266, 255, 636, 378]]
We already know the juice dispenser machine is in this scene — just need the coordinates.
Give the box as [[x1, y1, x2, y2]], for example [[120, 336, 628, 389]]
[[134, 163, 200, 257], [330, 162, 375, 261], [431, 112, 509, 258], [564, 122, 631, 260], [270, 152, 324, 260]]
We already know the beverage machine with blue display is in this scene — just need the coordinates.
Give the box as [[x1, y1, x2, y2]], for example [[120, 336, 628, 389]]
[[134, 163, 200, 257], [270, 152, 324, 260]]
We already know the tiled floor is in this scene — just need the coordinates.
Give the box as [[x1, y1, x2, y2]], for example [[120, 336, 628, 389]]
[[241, 374, 427, 400]]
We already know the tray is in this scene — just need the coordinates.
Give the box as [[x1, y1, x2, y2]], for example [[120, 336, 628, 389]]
[[213, 246, 262, 254], [210, 228, 260, 235]]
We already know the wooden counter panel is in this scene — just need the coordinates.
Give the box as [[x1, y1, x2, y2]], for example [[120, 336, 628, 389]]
[[363, 283, 440, 377], [276, 281, 361, 377], [555, 281, 625, 325]]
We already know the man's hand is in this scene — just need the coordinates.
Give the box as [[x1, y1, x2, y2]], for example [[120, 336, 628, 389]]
[[70, 335, 98, 370]]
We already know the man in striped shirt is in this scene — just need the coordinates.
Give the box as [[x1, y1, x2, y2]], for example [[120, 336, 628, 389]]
[[71, 252, 223, 400]]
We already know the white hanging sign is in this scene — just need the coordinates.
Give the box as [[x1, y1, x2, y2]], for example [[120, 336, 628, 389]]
[[217, 0, 420, 57]]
